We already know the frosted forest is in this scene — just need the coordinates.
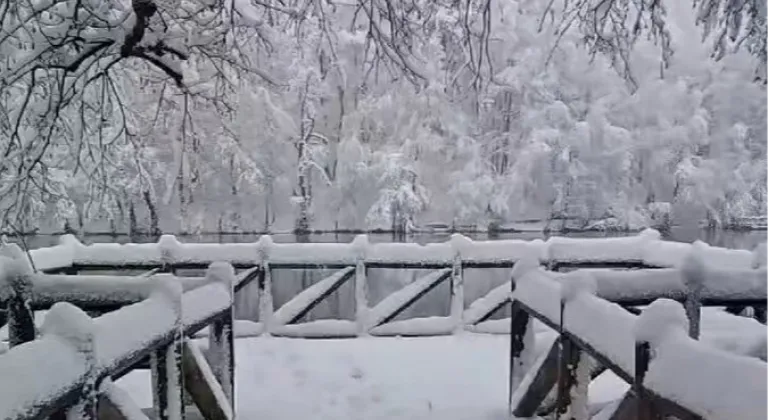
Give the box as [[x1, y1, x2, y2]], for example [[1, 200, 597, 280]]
[[0, 0, 766, 236]]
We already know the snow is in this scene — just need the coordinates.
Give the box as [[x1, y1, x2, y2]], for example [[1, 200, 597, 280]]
[[544, 229, 660, 265], [39, 302, 94, 354], [366, 268, 452, 328], [272, 266, 355, 327], [94, 293, 179, 371], [187, 341, 234, 420], [369, 316, 455, 336], [563, 293, 637, 378], [512, 267, 561, 323], [119, 334, 515, 420], [463, 281, 512, 325], [751, 242, 767, 268], [558, 268, 687, 302], [634, 299, 690, 345], [644, 330, 768, 420], [0, 336, 88, 420], [559, 271, 597, 302], [181, 283, 232, 331], [101, 379, 151, 420], [193, 320, 265, 339], [272, 320, 358, 338], [30, 273, 209, 306]]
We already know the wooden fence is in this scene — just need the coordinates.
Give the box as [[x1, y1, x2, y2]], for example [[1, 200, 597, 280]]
[[11, 231, 766, 339], [507, 261, 767, 420], [0, 253, 236, 420]]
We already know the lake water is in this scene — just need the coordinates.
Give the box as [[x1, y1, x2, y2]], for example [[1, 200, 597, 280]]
[[11, 227, 766, 322]]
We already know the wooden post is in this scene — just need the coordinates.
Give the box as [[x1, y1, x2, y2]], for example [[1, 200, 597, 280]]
[[634, 341, 659, 420], [508, 300, 532, 412], [258, 260, 273, 333], [682, 284, 702, 339], [207, 262, 236, 408], [7, 267, 35, 347], [151, 280, 184, 420], [352, 235, 369, 337], [753, 305, 767, 324], [554, 301, 584, 418], [450, 253, 464, 334]]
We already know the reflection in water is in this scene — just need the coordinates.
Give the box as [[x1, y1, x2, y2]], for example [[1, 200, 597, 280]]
[[10, 228, 767, 322]]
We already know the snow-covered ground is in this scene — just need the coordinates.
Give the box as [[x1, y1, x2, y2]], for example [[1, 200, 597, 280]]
[[120, 334, 514, 420], [116, 308, 765, 420]]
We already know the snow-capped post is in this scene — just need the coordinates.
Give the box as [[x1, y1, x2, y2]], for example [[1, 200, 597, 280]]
[[149, 277, 185, 420], [508, 257, 539, 411], [633, 299, 689, 419], [41, 302, 98, 419], [257, 235, 274, 334], [4, 257, 36, 347], [449, 234, 468, 334], [206, 261, 236, 408], [681, 241, 706, 339], [58, 234, 84, 274], [158, 235, 182, 274], [556, 273, 596, 420], [351, 235, 369, 336]]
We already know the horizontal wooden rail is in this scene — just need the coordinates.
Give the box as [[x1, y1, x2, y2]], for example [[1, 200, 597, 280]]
[[0, 260, 237, 420], [507, 261, 767, 420]]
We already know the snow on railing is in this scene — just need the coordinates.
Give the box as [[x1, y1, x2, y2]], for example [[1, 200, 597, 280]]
[[25, 229, 760, 271], [0, 262, 237, 420], [507, 262, 768, 420]]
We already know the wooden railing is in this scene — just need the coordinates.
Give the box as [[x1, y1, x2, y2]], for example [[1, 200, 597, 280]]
[[0, 252, 236, 420], [4, 231, 765, 339], [507, 260, 767, 420]]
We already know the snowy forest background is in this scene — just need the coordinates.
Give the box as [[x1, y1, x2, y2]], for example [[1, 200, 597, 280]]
[[1, 0, 766, 237]]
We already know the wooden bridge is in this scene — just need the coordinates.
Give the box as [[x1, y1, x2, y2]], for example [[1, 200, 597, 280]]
[[0, 229, 765, 419]]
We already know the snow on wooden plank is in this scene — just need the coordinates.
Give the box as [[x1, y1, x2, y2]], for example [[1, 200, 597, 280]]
[[369, 316, 455, 336], [559, 269, 687, 303], [544, 229, 661, 265], [456, 237, 545, 265], [644, 332, 768, 420], [465, 318, 510, 334], [271, 320, 358, 338], [94, 292, 180, 371], [100, 379, 152, 420], [463, 281, 512, 325], [28, 239, 76, 271], [0, 337, 88, 420], [181, 283, 232, 332], [513, 268, 561, 325], [272, 267, 355, 326], [268, 241, 356, 266], [366, 268, 452, 328], [563, 293, 637, 379], [365, 242, 454, 265], [642, 240, 754, 269], [29, 274, 208, 307]]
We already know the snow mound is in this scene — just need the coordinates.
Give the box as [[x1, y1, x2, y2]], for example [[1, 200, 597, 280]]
[[751, 242, 767, 269], [206, 261, 236, 290], [634, 299, 689, 344], [559, 271, 597, 302], [40, 302, 95, 353], [148, 276, 183, 314], [510, 257, 540, 282]]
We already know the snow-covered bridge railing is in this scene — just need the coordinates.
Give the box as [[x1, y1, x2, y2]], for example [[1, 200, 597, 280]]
[[9, 230, 766, 339], [507, 261, 767, 420], [0, 258, 237, 420]]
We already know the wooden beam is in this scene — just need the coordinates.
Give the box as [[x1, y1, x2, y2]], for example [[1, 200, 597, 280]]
[[183, 340, 233, 420], [511, 336, 560, 417]]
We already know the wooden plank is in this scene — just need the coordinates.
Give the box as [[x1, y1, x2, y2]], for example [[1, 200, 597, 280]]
[[512, 336, 560, 417], [234, 266, 261, 292], [554, 335, 581, 416], [208, 314, 235, 407], [367, 268, 452, 328], [272, 267, 355, 326], [7, 274, 35, 347], [151, 334, 185, 420], [183, 340, 233, 420], [508, 300, 531, 410]]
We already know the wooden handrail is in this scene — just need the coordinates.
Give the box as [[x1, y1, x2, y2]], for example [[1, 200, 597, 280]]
[[0, 261, 237, 420]]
